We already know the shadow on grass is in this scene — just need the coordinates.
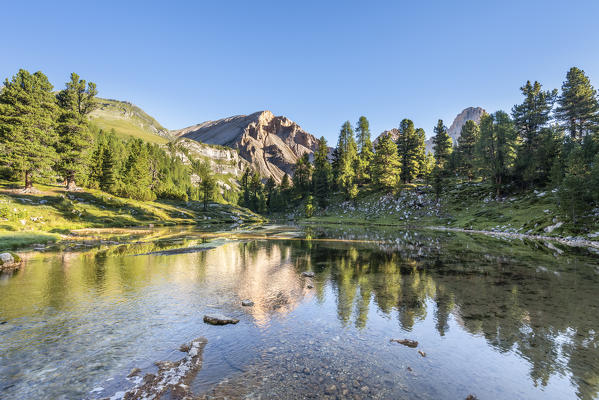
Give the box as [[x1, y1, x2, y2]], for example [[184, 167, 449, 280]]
[[0, 232, 58, 251], [1, 188, 198, 228]]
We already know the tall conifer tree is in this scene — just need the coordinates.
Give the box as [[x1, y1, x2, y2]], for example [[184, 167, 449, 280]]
[[0, 69, 58, 188], [312, 137, 332, 208], [432, 119, 453, 167], [56, 73, 98, 189], [396, 119, 425, 183], [512, 81, 557, 187], [336, 121, 358, 198], [355, 116, 373, 184], [456, 120, 480, 180], [475, 111, 518, 197], [372, 132, 401, 191], [555, 67, 599, 140]]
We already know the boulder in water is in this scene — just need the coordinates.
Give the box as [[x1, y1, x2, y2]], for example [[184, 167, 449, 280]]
[[203, 314, 240, 325]]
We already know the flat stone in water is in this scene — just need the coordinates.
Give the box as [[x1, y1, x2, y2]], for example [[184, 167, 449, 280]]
[[390, 339, 418, 348], [301, 271, 315, 277], [241, 299, 254, 307], [203, 314, 240, 325]]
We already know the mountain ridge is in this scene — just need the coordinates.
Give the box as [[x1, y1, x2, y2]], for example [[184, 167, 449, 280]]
[[172, 110, 319, 183], [89, 98, 173, 144]]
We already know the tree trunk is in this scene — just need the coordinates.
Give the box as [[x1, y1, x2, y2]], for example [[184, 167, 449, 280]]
[[66, 172, 77, 191], [496, 175, 501, 199], [24, 170, 32, 189]]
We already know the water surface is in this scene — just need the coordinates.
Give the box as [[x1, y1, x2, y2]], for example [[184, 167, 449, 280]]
[[1, 225, 598, 399]]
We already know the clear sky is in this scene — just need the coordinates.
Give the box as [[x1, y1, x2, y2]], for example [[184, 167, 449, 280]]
[[2, 0, 599, 142]]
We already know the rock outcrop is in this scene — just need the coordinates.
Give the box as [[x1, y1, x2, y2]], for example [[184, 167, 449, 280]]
[[447, 107, 486, 143], [424, 106, 486, 152], [372, 128, 400, 148], [375, 107, 486, 154], [173, 138, 250, 190], [172, 111, 319, 183]]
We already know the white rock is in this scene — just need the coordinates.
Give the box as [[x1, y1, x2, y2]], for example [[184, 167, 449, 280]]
[[544, 222, 563, 233], [0, 252, 14, 265]]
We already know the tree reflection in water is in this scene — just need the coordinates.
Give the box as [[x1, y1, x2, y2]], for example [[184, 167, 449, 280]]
[[296, 225, 599, 400]]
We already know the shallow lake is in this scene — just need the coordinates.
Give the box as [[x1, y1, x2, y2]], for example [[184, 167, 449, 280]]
[[1, 225, 598, 399]]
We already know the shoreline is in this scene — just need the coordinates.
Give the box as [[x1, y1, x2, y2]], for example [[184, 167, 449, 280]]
[[427, 226, 599, 250], [299, 219, 599, 249]]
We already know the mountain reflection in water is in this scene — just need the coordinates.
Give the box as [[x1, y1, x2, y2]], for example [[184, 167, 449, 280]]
[[0, 225, 597, 399]]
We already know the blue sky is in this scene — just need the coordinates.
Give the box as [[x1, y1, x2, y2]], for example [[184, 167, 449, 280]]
[[2, 0, 598, 142]]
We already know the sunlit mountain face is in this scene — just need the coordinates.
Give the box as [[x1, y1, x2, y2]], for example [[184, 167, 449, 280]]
[[1, 226, 598, 399]]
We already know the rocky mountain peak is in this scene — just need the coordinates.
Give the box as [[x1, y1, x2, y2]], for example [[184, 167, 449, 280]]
[[171, 112, 319, 183], [447, 107, 486, 143]]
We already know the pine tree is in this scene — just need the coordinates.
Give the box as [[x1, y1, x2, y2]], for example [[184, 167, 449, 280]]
[[415, 128, 427, 179], [100, 145, 116, 192], [475, 111, 518, 197], [396, 119, 425, 184], [305, 195, 314, 218], [512, 80, 557, 187], [372, 132, 401, 191], [355, 116, 373, 184], [264, 176, 276, 209], [432, 119, 453, 167], [120, 139, 154, 201], [249, 172, 264, 212], [200, 174, 216, 210], [336, 121, 358, 197], [0, 69, 58, 188], [88, 138, 106, 189], [456, 120, 480, 180], [56, 73, 98, 190], [293, 153, 312, 196], [555, 67, 599, 140], [558, 145, 593, 223], [280, 173, 290, 191], [240, 168, 251, 207], [422, 152, 435, 185], [312, 136, 332, 208]]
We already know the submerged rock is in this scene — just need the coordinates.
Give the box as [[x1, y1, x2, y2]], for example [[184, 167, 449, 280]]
[[119, 337, 207, 399], [203, 314, 240, 325], [390, 339, 418, 348], [418, 350, 427, 357], [241, 299, 254, 307], [301, 271, 315, 277]]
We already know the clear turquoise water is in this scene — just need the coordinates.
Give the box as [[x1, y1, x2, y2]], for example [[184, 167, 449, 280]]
[[0, 225, 598, 399]]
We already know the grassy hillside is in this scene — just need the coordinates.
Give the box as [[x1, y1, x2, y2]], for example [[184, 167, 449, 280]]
[[0, 181, 264, 251], [297, 182, 599, 240], [89, 98, 172, 144]]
